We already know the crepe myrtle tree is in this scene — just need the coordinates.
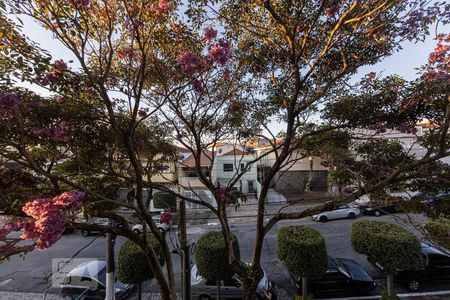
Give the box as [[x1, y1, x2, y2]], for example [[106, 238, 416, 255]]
[[351, 221, 423, 296], [195, 231, 241, 300], [0, 1, 449, 300], [277, 226, 327, 300]]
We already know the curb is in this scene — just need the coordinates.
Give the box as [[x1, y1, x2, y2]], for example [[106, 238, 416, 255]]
[[323, 290, 450, 300]]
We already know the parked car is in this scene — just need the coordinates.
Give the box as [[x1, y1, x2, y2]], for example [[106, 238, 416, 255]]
[[132, 217, 170, 234], [412, 191, 450, 208], [312, 204, 360, 222], [369, 241, 450, 291], [291, 256, 376, 297], [60, 260, 134, 299], [360, 203, 400, 216], [190, 264, 273, 300], [80, 218, 108, 237]]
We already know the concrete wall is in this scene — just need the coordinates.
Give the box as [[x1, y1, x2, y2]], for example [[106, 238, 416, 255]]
[[273, 170, 328, 192]]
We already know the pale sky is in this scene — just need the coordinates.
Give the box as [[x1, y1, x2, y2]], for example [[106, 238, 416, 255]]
[[16, 13, 445, 135]]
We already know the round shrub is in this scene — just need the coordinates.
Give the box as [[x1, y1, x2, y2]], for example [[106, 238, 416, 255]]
[[277, 226, 327, 278], [117, 235, 165, 284], [195, 231, 240, 281], [351, 221, 423, 273], [153, 192, 177, 211]]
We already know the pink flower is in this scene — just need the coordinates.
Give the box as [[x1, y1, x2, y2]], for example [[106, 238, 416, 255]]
[[159, 209, 172, 225], [116, 47, 134, 60], [0, 93, 22, 118], [52, 191, 85, 210], [366, 72, 377, 80], [157, 0, 170, 13], [177, 51, 202, 75], [50, 121, 71, 142], [53, 59, 68, 72], [326, 4, 341, 17], [191, 79, 204, 93], [203, 27, 218, 42], [69, 0, 90, 9], [208, 39, 231, 66], [341, 186, 353, 194]]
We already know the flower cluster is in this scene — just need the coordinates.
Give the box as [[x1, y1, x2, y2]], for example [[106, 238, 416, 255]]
[[0, 191, 85, 250], [396, 124, 417, 134], [159, 208, 172, 225], [203, 27, 218, 42], [208, 39, 231, 66], [29, 121, 73, 142], [373, 122, 387, 133], [69, 0, 90, 9], [157, 0, 170, 13], [177, 51, 203, 75], [326, 4, 341, 18], [0, 93, 22, 119], [422, 34, 450, 83]]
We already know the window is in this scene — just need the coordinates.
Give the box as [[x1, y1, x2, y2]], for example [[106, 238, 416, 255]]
[[240, 163, 246, 172], [223, 164, 233, 172], [162, 164, 171, 173]]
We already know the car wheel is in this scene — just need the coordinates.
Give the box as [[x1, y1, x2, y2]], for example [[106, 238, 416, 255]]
[[81, 230, 89, 237], [408, 280, 420, 291], [374, 210, 381, 217], [348, 212, 356, 219], [133, 229, 140, 234], [319, 215, 328, 222], [198, 295, 211, 300]]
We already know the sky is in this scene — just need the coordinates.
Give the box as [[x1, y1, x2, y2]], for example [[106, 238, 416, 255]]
[[15, 11, 443, 134]]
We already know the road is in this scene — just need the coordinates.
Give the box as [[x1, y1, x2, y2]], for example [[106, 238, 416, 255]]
[[0, 212, 438, 299]]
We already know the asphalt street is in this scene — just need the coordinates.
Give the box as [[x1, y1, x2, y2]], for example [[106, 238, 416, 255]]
[[0, 212, 443, 299]]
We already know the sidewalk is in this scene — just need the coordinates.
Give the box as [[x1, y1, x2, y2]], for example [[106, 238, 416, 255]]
[[3, 291, 450, 300]]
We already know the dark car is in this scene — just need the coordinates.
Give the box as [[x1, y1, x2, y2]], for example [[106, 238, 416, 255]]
[[190, 264, 273, 299], [412, 191, 449, 207], [369, 242, 450, 291], [361, 203, 399, 216], [80, 218, 108, 237], [291, 256, 376, 297], [60, 261, 134, 299]]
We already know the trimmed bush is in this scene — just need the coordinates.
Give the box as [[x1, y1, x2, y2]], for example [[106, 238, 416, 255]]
[[117, 235, 165, 284], [351, 221, 422, 273], [195, 231, 240, 281], [351, 221, 422, 296], [425, 219, 450, 250], [153, 192, 177, 210], [277, 226, 327, 279]]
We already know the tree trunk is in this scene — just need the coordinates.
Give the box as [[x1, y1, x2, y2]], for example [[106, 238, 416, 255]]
[[137, 282, 142, 300], [216, 281, 221, 300], [179, 199, 191, 300], [105, 219, 115, 300], [304, 158, 313, 192], [242, 282, 258, 300], [387, 273, 394, 296], [302, 277, 308, 300]]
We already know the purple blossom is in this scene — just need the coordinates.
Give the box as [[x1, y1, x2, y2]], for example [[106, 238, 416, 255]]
[[203, 27, 218, 42], [53, 59, 68, 72], [326, 4, 341, 17], [177, 51, 202, 75], [50, 121, 72, 142], [373, 123, 387, 133], [191, 79, 204, 93], [0, 93, 22, 118], [69, 0, 90, 9], [208, 39, 231, 66]]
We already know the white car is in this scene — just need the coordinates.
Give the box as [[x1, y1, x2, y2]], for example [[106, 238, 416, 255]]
[[312, 204, 360, 222], [132, 218, 170, 234]]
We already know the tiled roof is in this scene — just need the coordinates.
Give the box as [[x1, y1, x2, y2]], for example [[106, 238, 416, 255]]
[[181, 150, 213, 167]]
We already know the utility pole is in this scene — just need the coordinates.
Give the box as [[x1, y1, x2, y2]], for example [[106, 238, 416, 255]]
[[105, 218, 115, 300]]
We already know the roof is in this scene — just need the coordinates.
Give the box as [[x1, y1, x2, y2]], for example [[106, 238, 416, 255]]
[[182, 150, 213, 167], [221, 149, 245, 156]]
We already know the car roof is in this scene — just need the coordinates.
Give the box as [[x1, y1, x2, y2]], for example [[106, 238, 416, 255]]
[[67, 261, 106, 278], [421, 242, 450, 257]]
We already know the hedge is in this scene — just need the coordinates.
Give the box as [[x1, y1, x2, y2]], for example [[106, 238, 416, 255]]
[[153, 192, 177, 210], [195, 231, 240, 281], [117, 235, 165, 284], [277, 226, 327, 278], [351, 221, 422, 273]]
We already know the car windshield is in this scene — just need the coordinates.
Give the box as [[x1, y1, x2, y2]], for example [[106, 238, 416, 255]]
[[96, 266, 127, 289], [333, 258, 351, 278]]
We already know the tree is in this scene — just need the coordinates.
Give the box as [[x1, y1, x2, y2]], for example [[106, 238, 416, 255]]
[[0, 1, 449, 300], [277, 226, 327, 299], [118, 235, 165, 300], [351, 220, 423, 296], [195, 231, 240, 300]]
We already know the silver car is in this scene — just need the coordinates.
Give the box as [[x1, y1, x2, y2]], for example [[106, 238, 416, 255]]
[[132, 217, 170, 234], [190, 264, 272, 300], [60, 261, 134, 299], [312, 204, 360, 222]]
